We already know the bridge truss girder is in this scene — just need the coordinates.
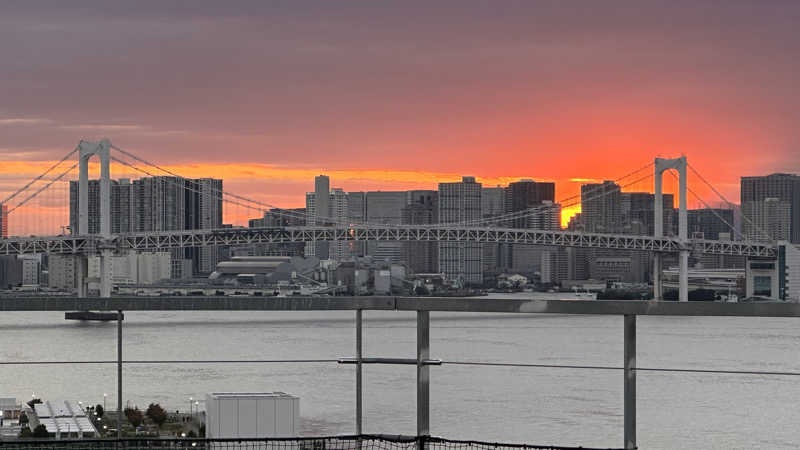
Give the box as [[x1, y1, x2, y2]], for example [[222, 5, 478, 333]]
[[0, 226, 776, 258]]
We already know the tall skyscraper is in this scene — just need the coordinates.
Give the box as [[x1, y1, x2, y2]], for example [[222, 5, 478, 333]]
[[687, 208, 735, 240], [366, 191, 406, 264], [306, 175, 332, 259], [0, 203, 7, 238], [196, 178, 224, 273], [501, 180, 558, 274], [741, 174, 800, 242], [330, 188, 350, 260], [581, 181, 621, 233], [69, 175, 223, 276], [620, 192, 675, 236], [504, 180, 556, 228], [305, 177, 351, 260], [403, 190, 438, 274], [439, 177, 482, 285]]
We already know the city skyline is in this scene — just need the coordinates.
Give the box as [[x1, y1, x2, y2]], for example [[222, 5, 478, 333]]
[[2, 1, 799, 228]]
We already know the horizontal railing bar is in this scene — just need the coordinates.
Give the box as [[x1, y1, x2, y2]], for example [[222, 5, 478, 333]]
[[0, 359, 338, 365], [443, 361, 622, 370], [338, 357, 442, 365], [443, 361, 800, 376], [2, 296, 800, 317], [2, 358, 797, 376]]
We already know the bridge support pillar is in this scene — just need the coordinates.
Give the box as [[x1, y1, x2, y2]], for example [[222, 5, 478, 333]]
[[652, 254, 662, 300], [654, 156, 688, 301], [417, 310, 430, 436], [624, 315, 636, 450], [78, 139, 113, 298]]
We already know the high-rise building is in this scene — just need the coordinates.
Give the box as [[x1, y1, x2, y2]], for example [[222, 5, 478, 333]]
[[481, 187, 505, 277], [306, 175, 332, 259], [439, 177, 482, 285], [247, 208, 306, 257], [500, 180, 558, 275], [0, 255, 23, 289], [403, 190, 438, 274], [581, 181, 621, 233], [70, 175, 223, 276], [504, 180, 556, 228], [620, 192, 675, 236], [741, 173, 800, 243], [330, 188, 350, 260], [366, 191, 406, 264], [0, 203, 7, 237], [346, 191, 367, 257], [687, 208, 735, 240]]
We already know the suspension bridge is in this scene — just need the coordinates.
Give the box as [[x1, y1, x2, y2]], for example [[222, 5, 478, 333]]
[[0, 139, 783, 301]]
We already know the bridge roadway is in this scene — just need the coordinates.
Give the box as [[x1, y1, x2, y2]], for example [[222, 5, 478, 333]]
[[0, 225, 777, 257], [1, 295, 799, 316]]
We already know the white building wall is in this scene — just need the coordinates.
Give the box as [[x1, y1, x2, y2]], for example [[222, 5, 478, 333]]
[[48, 255, 77, 290], [783, 242, 800, 301], [20, 257, 40, 285]]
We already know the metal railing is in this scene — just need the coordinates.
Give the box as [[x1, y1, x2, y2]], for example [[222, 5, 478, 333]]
[[0, 435, 621, 450], [3, 296, 800, 449]]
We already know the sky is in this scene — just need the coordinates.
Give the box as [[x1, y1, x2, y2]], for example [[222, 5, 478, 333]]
[[1, 0, 799, 230]]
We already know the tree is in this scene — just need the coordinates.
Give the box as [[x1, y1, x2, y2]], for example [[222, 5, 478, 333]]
[[95, 404, 104, 418], [146, 403, 168, 428], [414, 285, 430, 296], [186, 430, 197, 438], [18, 427, 32, 439], [124, 407, 144, 428], [198, 423, 206, 437], [32, 424, 49, 438]]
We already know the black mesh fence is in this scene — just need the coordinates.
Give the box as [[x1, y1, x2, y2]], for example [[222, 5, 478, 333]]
[[0, 436, 622, 450]]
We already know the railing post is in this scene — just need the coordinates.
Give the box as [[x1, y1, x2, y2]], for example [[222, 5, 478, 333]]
[[417, 310, 430, 437], [624, 314, 636, 450], [117, 309, 123, 440], [355, 309, 363, 435]]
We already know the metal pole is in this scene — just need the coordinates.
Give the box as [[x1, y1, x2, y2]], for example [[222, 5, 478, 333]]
[[624, 315, 636, 450], [117, 310, 123, 440], [417, 310, 430, 436], [355, 309, 363, 435]]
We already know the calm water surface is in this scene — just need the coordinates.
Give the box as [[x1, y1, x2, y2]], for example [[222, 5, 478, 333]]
[[1, 308, 799, 449]]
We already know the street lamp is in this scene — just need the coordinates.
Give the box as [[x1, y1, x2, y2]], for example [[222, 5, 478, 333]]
[[103, 393, 107, 411], [194, 401, 199, 421], [189, 397, 193, 418]]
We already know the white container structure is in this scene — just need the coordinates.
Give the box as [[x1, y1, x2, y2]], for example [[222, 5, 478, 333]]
[[205, 392, 299, 439]]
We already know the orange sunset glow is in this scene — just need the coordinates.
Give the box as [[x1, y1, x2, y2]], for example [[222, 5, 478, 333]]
[[0, 2, 797, 235]]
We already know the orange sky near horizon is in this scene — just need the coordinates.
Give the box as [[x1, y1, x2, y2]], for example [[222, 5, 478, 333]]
[[0, 156, 716, 235]]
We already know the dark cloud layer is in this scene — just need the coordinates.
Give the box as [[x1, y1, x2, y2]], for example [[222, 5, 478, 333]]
[[0, 1, 798, 188]]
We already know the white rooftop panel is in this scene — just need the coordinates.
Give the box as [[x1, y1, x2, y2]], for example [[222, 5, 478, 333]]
[[34, 403, 51, 418]]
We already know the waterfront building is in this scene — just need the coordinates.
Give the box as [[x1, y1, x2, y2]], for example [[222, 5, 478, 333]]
[[69, 175, 223, 277], [366, 191, 407, 264], [439, 177, 482, 286], [741, 173, 800, 243], [0, 203, 7, 237], [402, 190, 438, 274]]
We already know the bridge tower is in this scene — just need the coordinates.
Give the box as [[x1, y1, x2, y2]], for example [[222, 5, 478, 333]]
[[653, 156, 689, 302], [77, 139, 113, 298]]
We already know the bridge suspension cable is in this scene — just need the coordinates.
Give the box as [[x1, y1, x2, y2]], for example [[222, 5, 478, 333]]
[[453, 164, 655, 228], [5, 162, 78, 215], [110, 145, 355, 227], [687, 163, 774, 242], [1, 146, 77, 205]]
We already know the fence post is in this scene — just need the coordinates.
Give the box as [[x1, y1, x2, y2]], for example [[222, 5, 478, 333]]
[[356, 309, 363, 435], [117, 309, 123, 440], [624, 314, 636, 450], [417, 310, 430, 437]]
